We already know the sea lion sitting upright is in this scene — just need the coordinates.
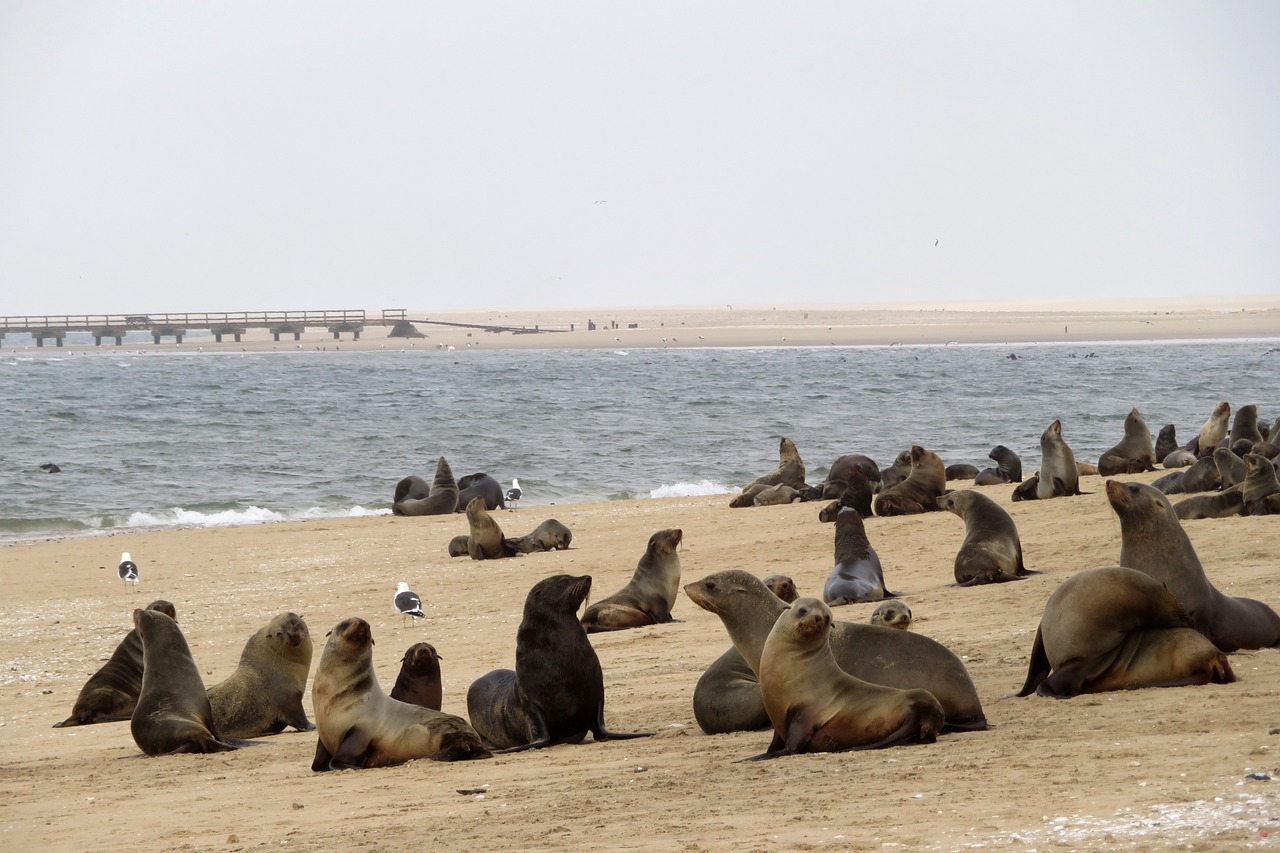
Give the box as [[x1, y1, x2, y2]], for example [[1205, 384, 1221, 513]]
[[455, 473, 506, 512], [581, 528, 683, 632], [1242, 452, 1280, 515], [870, 600, 912, 630], [311, 618, 490, 769], [131, 609, 239, 755], [1193, 402, 1231, 457], [762, 574, 799, 603], [464, 497, 520, 559], [878, 450, 913, 490], [935, 490, 1033, 586], [54, 600, 177, 728], [207, 612, 315, 739], [873, 445, 946, 516], [749, 598, 944, 759], [1036, 420, 1082, 499], [1230, 404, 1263, 447], [1179, 456, 1221, 494], [818, 468, 876, 522], [823, 454, 880, 493], [1098, 407, 1157, 475], [1108, 479, 1280, 651], [1154, 424, 1179, 464], [746, 437, 806, 490], [467, 574, 654, 751], [389, 642, 443, 711], [392, 457, 459, 516], [1212, 447, 1247, 489], [1015, 566, 1235, 698], [823, 508, 892, 604], [512, 518, 573, 553], [974, 445, 1023, 486]]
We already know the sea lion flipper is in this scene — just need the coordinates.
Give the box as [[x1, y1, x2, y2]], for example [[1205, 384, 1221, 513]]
[[325, 726, 374, 769], [590, 703, 654, 742], [285, 701, 316, 732], [311, 736, 335, 772], [1013, 627, 1050, 697]]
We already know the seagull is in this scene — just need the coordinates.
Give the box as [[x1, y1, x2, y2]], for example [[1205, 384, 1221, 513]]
[[394, 582, 425, 627], [118, 552, 139, 592], [506, 478, 522, 510]]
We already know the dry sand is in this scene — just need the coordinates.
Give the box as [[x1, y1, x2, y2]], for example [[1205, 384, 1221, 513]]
[[3, 467, 1279, 852]]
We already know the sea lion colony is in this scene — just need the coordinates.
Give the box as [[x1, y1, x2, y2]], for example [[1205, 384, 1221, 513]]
[[53, 401, 1279, 765]]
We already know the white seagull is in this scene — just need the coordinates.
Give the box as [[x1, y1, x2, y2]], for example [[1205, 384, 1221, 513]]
[[506, 478, 522, 510], [118, 551, 139, 591], [394, 582, 425, 627]]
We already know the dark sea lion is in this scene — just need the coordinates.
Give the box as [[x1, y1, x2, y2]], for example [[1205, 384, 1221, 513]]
[[762, 574, 799, 603], [581, 528, 683, 632], [692, 648, 772, 734], [818, 468, 876, 521], [878, 450, 913, 489], [974, 445, 1023, 486], [749, 598, 943, 759], [1256, 441, 1280, 461], [388, 642, 443, 711], [747, 437, 806, 490], [1242, 452, 1280, 515], [1098, 407, 1157, 475], [447, 535, 470, 557], [945, 463, 980, 481], [455, 473, 506, 511], [393, 475, 431, 503], [1011, 474, 1040, 501], [392, 457, 459, 516], [1180, 456, 1221, 493], [729, 483, 770, 508], [1174, 489, 1244, 521], [823, 507, 891, 604], [873, 445, 946, 516], [1229, 403, 1263, 447], [1230, 438, 1256, 458], [466, 574, 653, 751], [131, 609, 239, 755], [1212, 447, 1246, 489], [1194, 402, 1230, 457], [207, 612, 314, 738], [1108, 479, 1280, 651], [1162, 448, 1197, 469], [512, 518, 574, 552], [870, 600, 912, 630], [465, 496, 520, 559], [311, 617, 489, 770], [752, 483, 802, 506], [824, 454, 880, 490], [936, 490, 1032, 586], [1154, 424, 1179, 464], [684, 570, 986, 732], [54, 600, 176, 728], [1015, 567, 1235, 698], [1036, 420, 1081, 499], [1151, 470, 1186, 495]]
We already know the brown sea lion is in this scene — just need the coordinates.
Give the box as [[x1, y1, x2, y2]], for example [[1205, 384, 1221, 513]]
[[1076, 461, 1099, 477], [753, 483, 802, 506], [1162, 448, 1197, 469], [1108, 479, 1280, 651], [392, 457, 459, 516], [1098, 407, 1157, 475], [311, 617, 489, 770], [874, 445, 945, 516], [581, 528, 683, 632], [1193, 401, 1230, 457], [207, 612, 314, 739], [1036, 420, 1082, 499], [54, 600, 176, 728], [1174, 489, 1244, 521], [1011, 474, 1041, 501], [974, 445, 1023, 486], [1015, 566, 1235, 698], [878, 450, 913, 489], [869, 600, 912, 630], [388, 642, 443, 711], [512, 518, 573, 552], [945, 463, 980, 481], [466, 574, 653, 751], [465, 497, 520, 559], [1212, 447, 1246, 489], [131, 609, 239, 755], [749, 598, 944, 759], [936, 490, 1033, 586], [823, 507, 891, 604], [729, 483, 770, 508], [1180, 456, 1221, 493], [1154, 424, 1179, 464], [684, 570, 986, 732], [746, 437, 806, 490], [762, 574, 799, 603], [1242, 452, 1280, 515]]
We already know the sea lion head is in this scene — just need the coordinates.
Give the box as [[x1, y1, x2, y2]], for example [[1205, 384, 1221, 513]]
[[909, 444, 927, 464], [870, 600, 912, 630], [1105, 479, 1176, 525], [781, 597, 833, 646], [1045, 419, 1062, 439], [989, 445, 1011, 462], [647, 528, 683, 556], [448, 535, 470, 557], [935, 492, 960, 515], [1244, 452, 1267, 474], [456, 472, 486, 490], [146, 599, 177, 620], [1213, 401, 1230, 418], [779, 437, 800, 463], [465, 496, 487, 520], [268, 612, 311, 652], [683, 569, 765, 615], [525, 574, 592, 616], [133, 606, 178, 637], [400, 642, 442, 673], [325, 617, 374, 665], [762, 574, 798, 604]]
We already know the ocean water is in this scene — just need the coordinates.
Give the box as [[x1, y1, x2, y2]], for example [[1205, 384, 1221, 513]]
[[2, 340, 1277, 542]]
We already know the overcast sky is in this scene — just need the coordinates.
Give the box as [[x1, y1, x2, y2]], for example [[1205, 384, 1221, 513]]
[[1, 2, 1277, 316]]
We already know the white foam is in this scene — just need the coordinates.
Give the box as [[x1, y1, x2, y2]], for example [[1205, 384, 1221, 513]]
[[122, 504, 389, 530], [649, 480, 734, 498]]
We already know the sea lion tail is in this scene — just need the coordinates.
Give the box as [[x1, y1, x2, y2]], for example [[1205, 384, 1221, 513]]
[[1013, 626, 1049, 697]]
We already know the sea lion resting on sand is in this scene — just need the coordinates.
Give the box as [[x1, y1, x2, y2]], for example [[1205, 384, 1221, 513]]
[[818, 468, 876, 522], [874, 445, 945, 516], [1154, 424, 1179, 464], [745, 437, 806, 490], [207, 612, 314, 739], [974, 445, 1022, 486], [1098, 407, 1157, 475], [581, 528, 682, 632], [455, 473, 506, 511], [870, 600, 912, 630], [1242, 452, 1280, 515], [392, 457, 459, 516], [511, 518, 573, 552]]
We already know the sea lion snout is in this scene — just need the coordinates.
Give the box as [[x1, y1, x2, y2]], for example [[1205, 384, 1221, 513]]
[[335, 617, 372, 646]]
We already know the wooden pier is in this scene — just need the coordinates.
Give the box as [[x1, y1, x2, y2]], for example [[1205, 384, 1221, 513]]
[[0, 310, 567, 347]]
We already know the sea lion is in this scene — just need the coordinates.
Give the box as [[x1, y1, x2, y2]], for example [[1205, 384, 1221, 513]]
[[1154, 424, 1179, 464], [1036, 420, 1082, 499], [1150, 470, 1186, 495], [512, 518, 574, 552], [1076, 461, 1099, 477], [1174, 489, 1244, 521], [684, 570, 986, 732], [311, 617, 490, 769], [729, 483, 770, 508], [935, 490, 1032, 586], [749, 598, 944, 759], [388, 642, 443, 711], [1011, 474, 1040, 501], [818, 468, 876, 521], [1108, 479, 1280, 651], [1015, 567, 1235, 698], [392, 457, 459, 516], [878, 450, 913, 489], [1212, 447, 1246, 489], [1242, 452, 1280, 515], [823, 507, 892, 604], [393, 475, 430, 503], [1194, 402, 1230, 457], [131, 608, 239, 755], [455, 473, 506, 512], [753, 484, 802, 506], [207, 612, 314, 739], [447, 535, 470, 557], [1231, 438, 1256, 458], [1162, 448, 1197, 469], [823, 454, 880, 492], [870, 600, 912, 630], [693, 648, 772, 734], [1180, 456, 1221, 493], [746, 437, 806, 490], [466, 574, 653, 751], [873, 445, 946, 516], [581, 528, 683, 632], [54, 600, 177, 728], [763, 574, 799, 603], [945, 463, 980, 481], [1098, 407, 1157, 475], [465, 496, 520, 559], [974, 445, 1023, 486]]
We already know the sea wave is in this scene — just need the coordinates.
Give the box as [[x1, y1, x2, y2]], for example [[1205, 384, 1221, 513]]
[[121, 504, 390, 530], [648, 480, 735, 498]]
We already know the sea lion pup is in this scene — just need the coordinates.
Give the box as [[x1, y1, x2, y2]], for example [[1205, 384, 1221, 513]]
[[1108, 479, 1280, 651], [753, 483, 802, 506], [467, 574, 654, 751], [455, 473, 506, 511], [1036, 420, 1082, 499], [1242, 452, 1280, 515], [823, 507, 892, 604], [945, 463, 980, 481], [936, 490, 1034, 586], [763, 574, 799, 603], [1154, 424, 1179, 464], [311, 617, 489, 770], [1076, 461, 1099, 477], [1179, 456, 1222, 494], [879, 450, 913, 489], [974, 445, 1023, 486], [1212, 447, 1247, 489], [1151, 470, 1186, 495], [1011, 474, 1040, 501], [511, 518, 573, 553], [1174, 489, 1244, 521], [818, 468, 876, 522], [1098, 407, 1157, 475], [1192, 401, 1231, 457], [746, 437, 806, 490], [581, 528, 683, 632], [1162, 448, 1197, 468], [131, 608, 239, 755], [207, 612, 314, 738], [870, 600, 912, 630], [388, 642, 443, 711], [729, 483, 770, 508], [873, 445, 946, 516], [748, 598, 944, 759], [392, 457, 459, 516], [447, 535, 470, 557], [464, 497, 520, 559], [1230, 404, 1263, 447], [684, 570, 987, 732], [1015, 567, 1235, 699], [55, 600, 176, 728]]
